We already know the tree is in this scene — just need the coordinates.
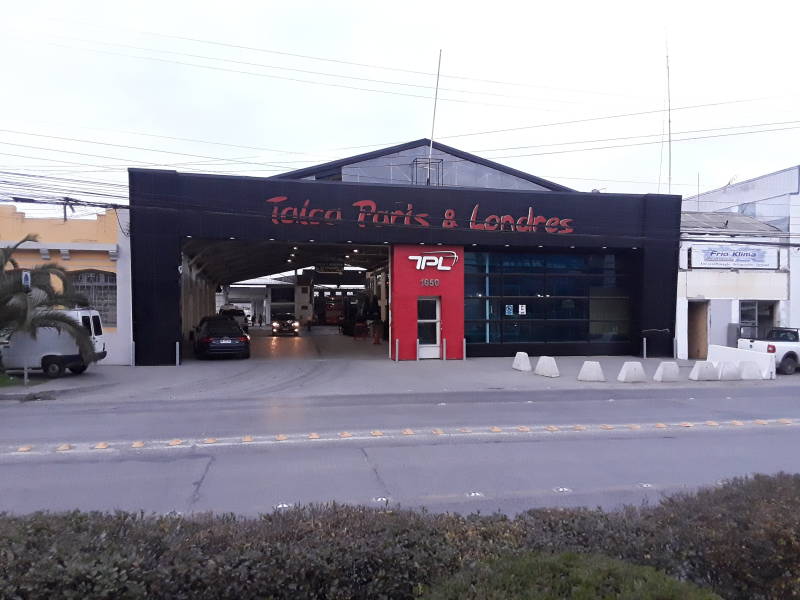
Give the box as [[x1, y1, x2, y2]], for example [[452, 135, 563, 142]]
[[0, 234, 94, 366]]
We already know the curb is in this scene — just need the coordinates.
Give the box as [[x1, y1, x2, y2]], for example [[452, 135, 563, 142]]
[[0, 383, 110, 402]]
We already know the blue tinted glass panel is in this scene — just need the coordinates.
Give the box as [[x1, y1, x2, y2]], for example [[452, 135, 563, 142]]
[[546, 276, 589, 296], [589, 321, 630, 341], [465, 321, 501, 343], [546, 255, 586, 273], [549, 298, 589, 319], [546, 321, 589, 342], [502, 275, 545, 297], [502, 321, 547, 342]]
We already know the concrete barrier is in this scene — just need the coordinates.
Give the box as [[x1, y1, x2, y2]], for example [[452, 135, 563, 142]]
[[718, 361, 741, 381], [617, 361, 647, 383], [512, 352, 532, 372], [707, 344, 776, 380], [740, 361, 764, 380], [688, 361, 719, 381], [534, 355, 560, 378], [577, 360, 606, 382], [653, 361, 680, 382]]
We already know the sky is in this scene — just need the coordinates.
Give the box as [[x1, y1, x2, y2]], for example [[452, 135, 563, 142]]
[[1, 0, 799, 217]]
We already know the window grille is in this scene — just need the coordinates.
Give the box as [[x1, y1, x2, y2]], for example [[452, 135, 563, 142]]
[[70, 270, 117, 326]]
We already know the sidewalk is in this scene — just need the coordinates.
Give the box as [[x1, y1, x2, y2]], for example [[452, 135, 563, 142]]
[[2, 355, 796, 403]]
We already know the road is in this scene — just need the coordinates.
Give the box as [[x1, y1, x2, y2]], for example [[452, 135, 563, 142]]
[[2, 382, 800, 515]]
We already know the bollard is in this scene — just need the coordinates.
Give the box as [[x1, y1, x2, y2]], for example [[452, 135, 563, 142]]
[[463, 338, 466, 361], [175, 341, 180, 366], [442, 338, 447, 361], [395, 339, 399, 362], [23, 365, 29, 386], [416, 339, 420, 361], [642, 337, 647, 359]]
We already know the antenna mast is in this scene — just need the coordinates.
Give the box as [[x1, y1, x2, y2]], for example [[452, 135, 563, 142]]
[[427, 49, 442, 185], [666, 46, 672, 194]]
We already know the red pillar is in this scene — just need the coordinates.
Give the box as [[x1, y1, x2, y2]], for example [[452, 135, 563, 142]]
[[390, 245, 464, 360]]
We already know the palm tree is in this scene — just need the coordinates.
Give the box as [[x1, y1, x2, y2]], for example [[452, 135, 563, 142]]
[[0, 234, 94, 366]]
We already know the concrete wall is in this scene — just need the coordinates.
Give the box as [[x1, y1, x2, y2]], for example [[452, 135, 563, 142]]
[[180, 255, 217, 341], [106, 209, 132, 365], [340, 146, 551, 191]]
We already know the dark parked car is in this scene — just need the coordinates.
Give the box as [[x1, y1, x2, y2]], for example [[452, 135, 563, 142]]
[[271, 313, 300, 336], [193, 316, 250, 359]]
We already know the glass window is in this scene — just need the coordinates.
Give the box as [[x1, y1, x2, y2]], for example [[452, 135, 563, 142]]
[[549, 298, 588, 319], [502, 321, 547, 343], [418, 298, 438, 321], [546, 255, 586, 273], [589, 321, 630, 342], [502, 275, 545, 297], [497, 254, 546, 273], [464, 252, 489, 274], [465, 298, 488, 320], [740, 300, 757, 325], [546, 321, 589, 342], [81, 316, 91, 333], [546, 276, 589, 296], [418, 322, 437, 344], [465, 321, 501, 343], [465, 275, 487, 297], [589, 298, 630, 321], [70, 270, 116, 327], [514, 299, 547, 319], [92, 315, 103, 336]]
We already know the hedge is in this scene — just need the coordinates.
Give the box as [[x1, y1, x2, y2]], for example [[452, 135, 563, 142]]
[[422, 552, 721, 599], [0, 472, 798, 599]]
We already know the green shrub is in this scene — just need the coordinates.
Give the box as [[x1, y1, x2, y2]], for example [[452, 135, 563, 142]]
[[0, 474, 798, 599], [422, 552, 721, 600]]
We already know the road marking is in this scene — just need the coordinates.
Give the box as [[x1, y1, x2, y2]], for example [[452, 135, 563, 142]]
[[553, 486, 572, 493], [572, 425, 586, 431], [655, 423, 668, 429], [16, 445, 32, 453], [339, 432, 353, 438], [372, 496, 389, 503], [274, 503, 292, 510], [203, 438, 217, 444], [370, 430, 384, 437], [93, 442, 110, 450], [778, 418, 793, 425], [308, 433, 320, 440], [275, 434, 288, 441], [680, 422, 693, 428], [545, 425, 560, 432], [167, 439, 183, 447], [432, 428, 445, 435], [131, 441, 145, 448], [600, 424, 615, 430], [466, 491, 484, 497], [754, 419, 768, 425], [457, 428, 471, 433], [56, 444, 72, 452], [242, 435, 254, 443], [627, 424, 641, 430], [731, 420, 744, 426], [402, 428, 415, 435], [639, 482, 653, 488], [489, 426, 502, 433], [705, 421, 719, 426]]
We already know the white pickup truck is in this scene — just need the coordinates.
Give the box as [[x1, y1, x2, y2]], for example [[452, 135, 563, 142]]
[[738, 327, 800, 375]]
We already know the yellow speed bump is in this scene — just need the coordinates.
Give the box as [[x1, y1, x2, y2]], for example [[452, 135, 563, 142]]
[[778, 418, 793, 425], [370, 430, 384, 437], [600, 424, 615, 430], [679, 422, 693, 428], [339, 432, 353, 438], [308, 433, 320, 440], [545, 425, 560, 432], [432, 428, 445, 435], [16, 445, 32, 453], [275, 434, 288, 441], [572, 425, 586, 431], [517, 426, 531, 432], [705, 421, 719, 427], [489, 426, 502, 433], [242, 435, 255, 443], [457, 427, 471, 434], [627, 424, 641, 430], [754, 419, 768, 425], [654, 423, 668, 429], [93, 442, 110, 450], [167, 439, 183, 447], [203, 438, 217, 444], [731, 420, 744, 426], [55, 443, 72, 452], [131, 441, 145, 448], [402, 429, 415, 435]]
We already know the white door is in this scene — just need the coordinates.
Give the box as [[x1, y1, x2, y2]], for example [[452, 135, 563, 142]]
[[417, 297, 441, 359]]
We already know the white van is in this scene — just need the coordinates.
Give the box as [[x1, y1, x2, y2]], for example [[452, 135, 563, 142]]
[[1, 309, 108, 377]]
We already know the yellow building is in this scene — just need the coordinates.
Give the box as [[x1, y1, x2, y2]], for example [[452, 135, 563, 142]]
[[0, 205, 130, 362]]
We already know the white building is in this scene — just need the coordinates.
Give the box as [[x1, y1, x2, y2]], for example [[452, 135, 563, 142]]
[[677, 166, 800, 359]]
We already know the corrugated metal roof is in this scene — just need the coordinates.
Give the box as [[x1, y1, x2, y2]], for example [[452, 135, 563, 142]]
[[681, 211, 781, 232]]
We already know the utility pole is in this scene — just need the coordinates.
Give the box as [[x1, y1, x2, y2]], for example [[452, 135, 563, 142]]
[[666, 47, 672, 194], [427, 49, 442, 186]]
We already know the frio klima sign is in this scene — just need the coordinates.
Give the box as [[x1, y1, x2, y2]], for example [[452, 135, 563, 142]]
[[691, 244, 779, 269]]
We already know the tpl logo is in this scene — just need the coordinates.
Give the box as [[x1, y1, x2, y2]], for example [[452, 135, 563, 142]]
[[408, 251, 459, 271]]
